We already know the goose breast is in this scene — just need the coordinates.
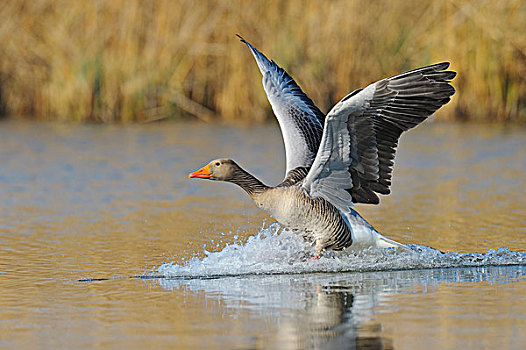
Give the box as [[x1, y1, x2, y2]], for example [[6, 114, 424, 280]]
[[254, 186, 353, 250]]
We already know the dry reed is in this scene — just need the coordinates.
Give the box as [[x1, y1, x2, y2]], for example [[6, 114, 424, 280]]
[[0, 0, 524, 123]]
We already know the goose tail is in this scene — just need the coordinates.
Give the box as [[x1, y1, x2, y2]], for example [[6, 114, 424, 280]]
[[375, 235, 412, 252]]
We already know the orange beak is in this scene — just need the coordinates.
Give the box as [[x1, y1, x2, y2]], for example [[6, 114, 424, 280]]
[[188, 164, 212, 179]]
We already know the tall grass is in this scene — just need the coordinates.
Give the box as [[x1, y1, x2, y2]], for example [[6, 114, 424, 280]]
[[0, 0, 524, 122]]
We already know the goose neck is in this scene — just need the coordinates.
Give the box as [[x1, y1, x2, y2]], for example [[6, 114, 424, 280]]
[[230, 170, 268, 196]]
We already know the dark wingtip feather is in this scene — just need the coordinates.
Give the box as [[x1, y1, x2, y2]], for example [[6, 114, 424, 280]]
[[236, 33, 246, 43], [444, 71, 457, 80], [435, 62, 450, 70], [432, 62, 456, 82]]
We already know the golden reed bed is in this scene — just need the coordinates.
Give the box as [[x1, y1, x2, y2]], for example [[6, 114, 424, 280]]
[[0, 0, 524, 123]]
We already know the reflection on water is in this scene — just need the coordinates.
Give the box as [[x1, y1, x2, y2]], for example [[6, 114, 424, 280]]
[[0, 120, 525, 349], [151, 265, 524, 349]]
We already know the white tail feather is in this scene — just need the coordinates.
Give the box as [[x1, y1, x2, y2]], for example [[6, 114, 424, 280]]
[[375, 236, 412, 252]]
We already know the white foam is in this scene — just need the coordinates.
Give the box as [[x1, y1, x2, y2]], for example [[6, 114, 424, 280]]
[[155, 222, 526, 278]]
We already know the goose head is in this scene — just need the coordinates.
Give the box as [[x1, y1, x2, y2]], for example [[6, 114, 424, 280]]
[[188, 158, 239, 181]]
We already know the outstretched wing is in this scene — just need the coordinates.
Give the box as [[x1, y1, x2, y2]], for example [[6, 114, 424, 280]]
[[302, 62, 456, 208], [238, 35, 324, 179]]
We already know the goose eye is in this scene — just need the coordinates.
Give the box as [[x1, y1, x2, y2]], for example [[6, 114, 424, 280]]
[[215, 162, 221, 167]]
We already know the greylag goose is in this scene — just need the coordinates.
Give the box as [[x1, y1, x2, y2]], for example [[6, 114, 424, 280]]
[[189, 35, 456, 258]]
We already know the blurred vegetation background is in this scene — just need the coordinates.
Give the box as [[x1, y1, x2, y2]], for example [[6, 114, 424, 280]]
[[0, 0, 524, 123]]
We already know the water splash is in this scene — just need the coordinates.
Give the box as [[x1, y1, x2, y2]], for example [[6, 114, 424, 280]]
[[155, 222, 525, 278]]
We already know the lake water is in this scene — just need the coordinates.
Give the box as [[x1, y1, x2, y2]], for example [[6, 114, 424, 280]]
[[0, 120, 525, 349]]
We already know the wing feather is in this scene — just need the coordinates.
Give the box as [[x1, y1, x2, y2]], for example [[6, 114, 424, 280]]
[[238, 35, 324, 177], [303, 62, 456, 207], [239, 36, 456, 207]]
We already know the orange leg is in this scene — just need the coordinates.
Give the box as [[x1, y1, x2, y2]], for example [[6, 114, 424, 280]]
[[308, 250, 321, 261]]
